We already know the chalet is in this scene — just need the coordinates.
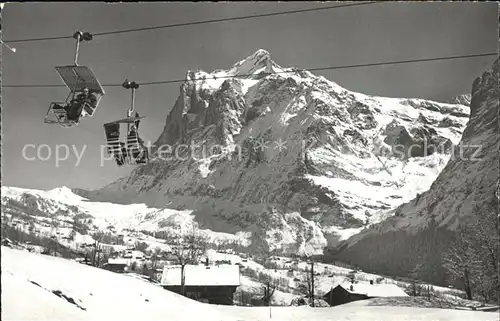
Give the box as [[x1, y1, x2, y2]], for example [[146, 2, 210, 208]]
[[160, 261, 240, 305], [103, 258, 129, 273], [123, 250, 145, 260], [99, 243, 115, 253], [323, 281, 409, 306], [74, 257, 93, 266], [80, 242, 95, 248]]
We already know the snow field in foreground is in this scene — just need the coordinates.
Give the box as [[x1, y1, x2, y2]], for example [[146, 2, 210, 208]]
[[2, 247, 498, 321]]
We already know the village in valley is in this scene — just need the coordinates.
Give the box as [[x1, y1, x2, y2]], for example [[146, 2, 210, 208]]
[[2, 200, 496, 312]]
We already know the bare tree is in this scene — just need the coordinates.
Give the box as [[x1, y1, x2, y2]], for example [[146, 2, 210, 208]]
[[90, 232, 105, 267], [261, 276, 276, 306], [142, 248, 162, 280], [298, 260, 318, 306], [443, 207, 499, 303], [28, 220, 36, 235], [252, 237, 278, 306], [141, 262, 149, 276], [442, 224, 478, 300], [467, 209, 499, 303], [69, 229, 76, 241], [255, 270, 277, 306], [166, 227, 208, 296], [50, 214, 59, 238]]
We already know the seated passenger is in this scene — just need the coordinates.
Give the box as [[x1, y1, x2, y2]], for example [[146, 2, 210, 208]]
[[115, 142, 127, 166], [134, 112, 140, 130], [67, 87, 98, 122], [128, 125, 148, 163]]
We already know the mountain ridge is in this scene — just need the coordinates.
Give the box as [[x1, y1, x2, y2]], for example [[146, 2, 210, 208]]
[[333, 57, 499, 283], [65, 49, 471, 255]]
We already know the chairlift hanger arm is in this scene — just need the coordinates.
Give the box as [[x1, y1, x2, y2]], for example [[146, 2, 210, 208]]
[[122, 79, 140, 115], [72, 31, 93, 66]]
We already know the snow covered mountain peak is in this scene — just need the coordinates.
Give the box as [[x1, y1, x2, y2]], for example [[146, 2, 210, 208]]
[[47, 186, 77, 196], [228, 48, 275, 75], [182, 49, 281, 96], [63, 49, 473, 255]]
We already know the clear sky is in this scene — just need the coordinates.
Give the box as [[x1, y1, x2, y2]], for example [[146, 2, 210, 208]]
[[1, 2, 497, 191]]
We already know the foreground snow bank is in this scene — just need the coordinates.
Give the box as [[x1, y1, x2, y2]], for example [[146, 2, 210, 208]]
[[2, 247, 497, 321], [222, 303, 500, 321], [1, 246, 228, 321]]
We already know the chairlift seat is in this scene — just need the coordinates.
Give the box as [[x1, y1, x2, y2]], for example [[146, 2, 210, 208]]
[[82, 102, 97, 116], [127, 128, 141, 152], [104, 77, 147, 166], [44, 102, 78, 127], [127, 128, 148, 164], [104, 122, 123, 156], [104, 121, 148, 166], [45, 66, 104, 127]]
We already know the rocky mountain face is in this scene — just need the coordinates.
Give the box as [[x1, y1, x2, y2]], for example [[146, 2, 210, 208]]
[[447, 94, 471, 106], [335, 58, 499, 283], [71, 49, 470, 256]]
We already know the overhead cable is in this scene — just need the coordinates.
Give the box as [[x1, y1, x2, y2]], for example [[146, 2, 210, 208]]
[[3, 2, 382, 44], [3, 52, 497, 88]]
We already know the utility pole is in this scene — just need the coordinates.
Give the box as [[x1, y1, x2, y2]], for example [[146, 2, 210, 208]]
[[269, 298, 272, 319], [311, 259, 315, 307]]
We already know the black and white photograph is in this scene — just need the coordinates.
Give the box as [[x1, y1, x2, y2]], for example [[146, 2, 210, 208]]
[[1, 2, 498, 320]]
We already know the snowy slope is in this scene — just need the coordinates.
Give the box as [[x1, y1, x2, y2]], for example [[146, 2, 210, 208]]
[[335, 58, 499, 282], [1, 246, 230, 321], [3, 247, 497, 321], [1, 185, 249, 248]]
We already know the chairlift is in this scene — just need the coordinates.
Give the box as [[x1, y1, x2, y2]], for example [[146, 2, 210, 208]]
[[44, 31, 105, 128], [103, 79, 149, 167]]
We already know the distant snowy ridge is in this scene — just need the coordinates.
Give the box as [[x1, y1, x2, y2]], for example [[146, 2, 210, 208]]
[[1, 185, 248, 248]]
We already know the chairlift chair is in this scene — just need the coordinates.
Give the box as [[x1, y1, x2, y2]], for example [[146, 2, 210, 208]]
[[104, 80, 149, 166], [44, 31, 105, 128]]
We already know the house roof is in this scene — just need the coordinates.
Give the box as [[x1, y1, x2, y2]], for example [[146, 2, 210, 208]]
[[125, 250, 145, 257], [107, 258, 129, 265], [160, 264, 240, 287], [328, 282, 409, 298]]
